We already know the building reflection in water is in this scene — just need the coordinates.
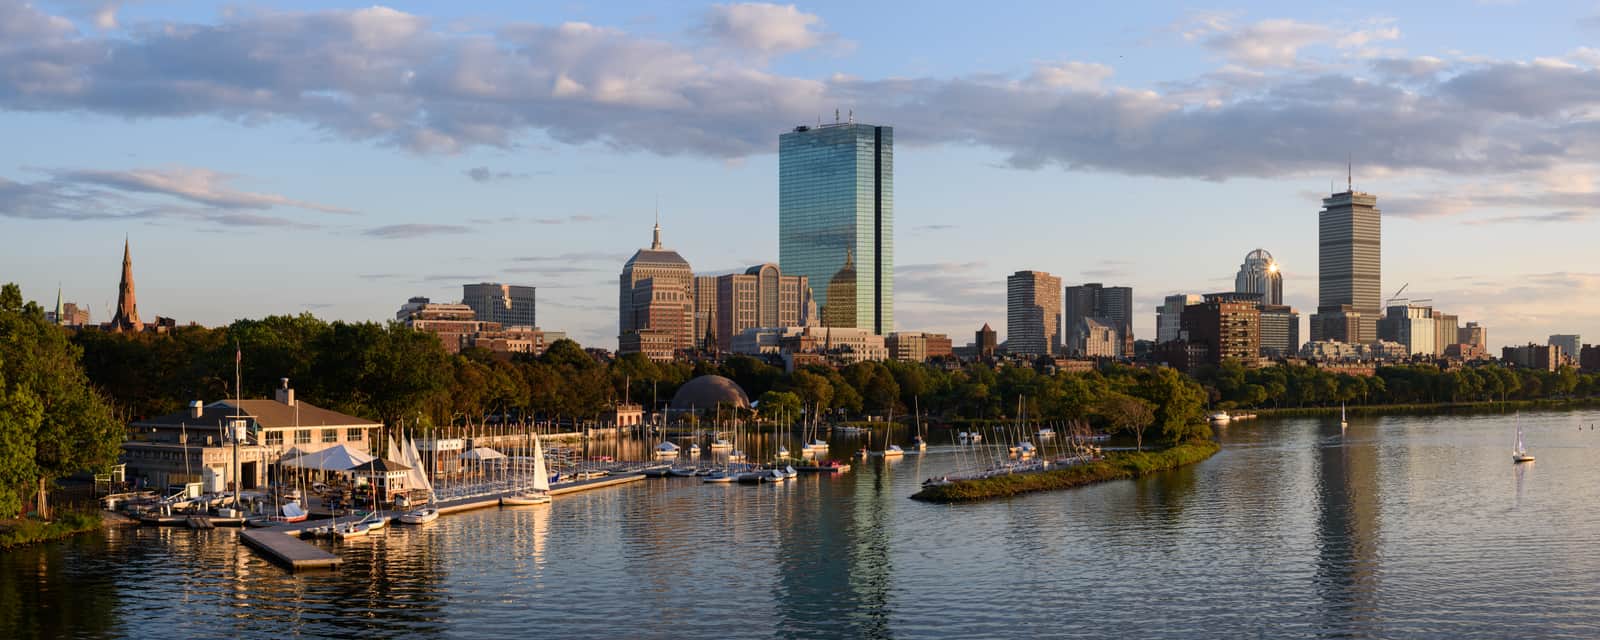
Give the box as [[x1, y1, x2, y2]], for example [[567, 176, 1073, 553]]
[[1314, 416, 1382, 632]]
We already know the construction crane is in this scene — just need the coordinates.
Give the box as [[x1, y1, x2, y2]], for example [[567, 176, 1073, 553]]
[[1385, 283, 1409, 307]]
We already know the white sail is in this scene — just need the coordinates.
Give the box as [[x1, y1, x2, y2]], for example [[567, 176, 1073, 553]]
[[403, 433, 432, 495], [531, 435, 550, 493]]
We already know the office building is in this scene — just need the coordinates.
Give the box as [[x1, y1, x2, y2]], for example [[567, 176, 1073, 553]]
[[1259, 304, 1301, 358], [1503, 343, 1561, 371], [1234, 249, 1284, 305], [619, 220, 694, 359], [1309, 182, 1381, 342], [1064, 283, 1134, 357], [1432, 312, 1459, 357], [1549, 334, 1581, 364], [1380, 305, 1436, 357], [730, 326, 888, 364], [887, 331, 953, 362], [779, 121, 893, 334], [711, 264, 814, 353], [1459, 322, 1487, 350], [1006, 270, 1063, 356], [1077, 317, 1119, 358], [1180, 292, 1262, 368], [397, 297, 492, 354], [1156, 294, 1203, 344], [1581, 345, 1600, 372], [693, 275, 718, 351], [463, 283, 536, 329]]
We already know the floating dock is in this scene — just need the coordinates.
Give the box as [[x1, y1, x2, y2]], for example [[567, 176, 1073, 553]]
[[240, 529, 341, 571]]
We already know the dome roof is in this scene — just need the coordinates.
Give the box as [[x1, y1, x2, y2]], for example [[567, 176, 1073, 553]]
[[669, 375, 750, 412]]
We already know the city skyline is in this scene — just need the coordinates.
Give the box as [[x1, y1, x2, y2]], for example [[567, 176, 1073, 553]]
[[4, 2, 1599, 349]]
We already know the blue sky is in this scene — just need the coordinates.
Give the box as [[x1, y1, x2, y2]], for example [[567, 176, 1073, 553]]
[[3, 1, 1599, 350]]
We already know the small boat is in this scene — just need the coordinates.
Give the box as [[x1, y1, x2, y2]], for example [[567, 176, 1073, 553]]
[[727, 450, 747, 463], [1513, 413, 1535, 463], [776, 445, 792, 459], [958, 432, 982, 444], [500, 493, 551, 506], [687, 444, 701, 456], [333, 514, 389, 539], [653, 441, 681, 458], [1036, 428, 1055, 439], [709, 439, 734, 450], [669, 466, 698, 477], [1209, 411, 1231, 424], [397, 506, 438, 525], [782, 465, 798, 478], [1340, 403, 1348, 430], [872, 445, 905, 458], [1010, 442, 1037, 459], [245, 502, 308, 527], [701, 470, 735, 483], [641, 465, 672, 477], [910, 436, 927, 452], [922, 476, 952, 487], [502, 436, 554, 505], [803, 440, 830, 452]]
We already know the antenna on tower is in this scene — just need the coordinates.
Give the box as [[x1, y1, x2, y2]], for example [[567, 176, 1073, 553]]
[[1347, 153, 1353, 192], [834, 108, 840, 123], [848, 109, 853, 124]]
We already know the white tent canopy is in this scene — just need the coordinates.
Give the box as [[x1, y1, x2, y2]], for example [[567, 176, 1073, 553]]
[[280, 444, 376, 471], [461, 447, 506, 462]]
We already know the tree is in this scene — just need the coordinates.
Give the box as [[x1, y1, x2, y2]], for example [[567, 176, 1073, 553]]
[[756, 390, 801, 423], [1096, 392, 1155, 451], [0, 284, 121, 518]]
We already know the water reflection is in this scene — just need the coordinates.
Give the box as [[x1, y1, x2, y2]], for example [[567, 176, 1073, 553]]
[[1313, 415, 1380, 635]]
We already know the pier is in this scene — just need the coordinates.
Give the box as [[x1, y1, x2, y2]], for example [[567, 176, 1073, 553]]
[[242, 472, 646, 571]]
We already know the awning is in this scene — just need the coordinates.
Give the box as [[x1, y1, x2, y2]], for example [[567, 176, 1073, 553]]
[[279, 444, 376, 471], [460, 447, 507, 461]]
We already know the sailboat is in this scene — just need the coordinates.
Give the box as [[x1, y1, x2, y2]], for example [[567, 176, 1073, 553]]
[[1512, 413, 1535, 463], [910, 397, 927, 452], [398, 429, 439, 524], [502, 432, 553, 506], [1340, 403, 1348, 430]]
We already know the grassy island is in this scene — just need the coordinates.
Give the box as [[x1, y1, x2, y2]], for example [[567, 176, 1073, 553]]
[[910, 440, 1220, 503], [0, 511, 102, 550]]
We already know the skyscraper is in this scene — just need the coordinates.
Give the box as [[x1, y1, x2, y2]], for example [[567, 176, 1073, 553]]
[[463, 283, 536, 328], [710, 264, 814, 349], [1156, 294, 1203, 344], [1549, 334, 1581, 363], [1006, 270, 1062, 356], [619, 219, 694, 358], [1234, 249, 1283, 306], [779, 121, 893, 334], [1064, 283, 1134, 357], [110, 237, 142, 332], [1310, 180, 1381, 343]]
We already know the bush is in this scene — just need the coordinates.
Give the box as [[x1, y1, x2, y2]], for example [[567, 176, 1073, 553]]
[[0, 511, 101, 549]]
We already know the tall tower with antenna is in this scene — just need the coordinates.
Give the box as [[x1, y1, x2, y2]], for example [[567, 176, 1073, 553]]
[[1310, 162, 1381, 343]]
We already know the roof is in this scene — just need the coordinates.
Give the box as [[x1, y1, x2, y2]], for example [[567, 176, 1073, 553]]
[[351, 458, 411, 473], [133, 399, 381, 429], [669, 375, 750, 411], [624, 248, 690, 267]]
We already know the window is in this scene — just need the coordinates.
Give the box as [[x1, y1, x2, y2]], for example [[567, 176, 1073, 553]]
[[321, 429, 338, 443], [265, 431, 283, 446], [295, 430, 311, 444], [346, 428, 364, 442]]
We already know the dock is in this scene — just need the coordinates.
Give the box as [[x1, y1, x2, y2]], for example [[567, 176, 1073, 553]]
[[240, 529, 342, 571]]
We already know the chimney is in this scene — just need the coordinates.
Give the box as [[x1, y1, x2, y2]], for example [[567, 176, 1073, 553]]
[[275, 378, 295, 406], [188, 400, 204, 418]]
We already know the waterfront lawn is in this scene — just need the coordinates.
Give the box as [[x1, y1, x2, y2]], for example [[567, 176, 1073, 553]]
[[910, 440, 1221, 503], [0, 511, 101, 550]]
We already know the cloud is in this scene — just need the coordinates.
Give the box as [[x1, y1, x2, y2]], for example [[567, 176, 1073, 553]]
[[700, 3, 830, 56], [363, 224, 470, 239], [4, 3, 1600, 193], [514, 250, 625, 263], [465, 166, 534, 182], [47, 167, 353, 213], [531, 214, 600, 224], [1469, 210, 1592, 224]]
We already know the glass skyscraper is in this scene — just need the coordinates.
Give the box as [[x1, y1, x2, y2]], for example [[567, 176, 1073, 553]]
[[779, 122, 893, 335]]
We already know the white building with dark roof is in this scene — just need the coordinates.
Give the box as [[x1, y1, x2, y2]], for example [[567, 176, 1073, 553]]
[[121, 379, 382, 492]]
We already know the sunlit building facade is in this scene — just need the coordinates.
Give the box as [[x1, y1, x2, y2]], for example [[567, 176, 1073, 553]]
[[779, 122, 893, 334]]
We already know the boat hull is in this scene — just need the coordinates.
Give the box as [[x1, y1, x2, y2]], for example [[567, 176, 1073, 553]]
[[500, 494, 552, 506]]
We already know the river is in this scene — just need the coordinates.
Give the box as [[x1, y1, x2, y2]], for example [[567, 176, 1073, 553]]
[[4, 409, 1600, 638]]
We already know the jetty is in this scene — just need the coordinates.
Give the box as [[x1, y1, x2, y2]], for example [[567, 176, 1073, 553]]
[[241, 529, 341, 571]]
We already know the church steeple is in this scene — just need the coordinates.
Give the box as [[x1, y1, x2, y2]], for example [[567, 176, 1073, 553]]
[[110, 236, 142, 332], [651, 213, 663, 251]]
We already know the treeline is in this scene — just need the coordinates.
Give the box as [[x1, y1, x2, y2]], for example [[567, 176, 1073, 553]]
[[72, 314, 1213, 446], [1194, 359, 1600, 409]]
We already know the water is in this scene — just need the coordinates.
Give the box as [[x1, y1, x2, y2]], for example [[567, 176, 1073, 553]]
[[7, 410, 1600, 639]]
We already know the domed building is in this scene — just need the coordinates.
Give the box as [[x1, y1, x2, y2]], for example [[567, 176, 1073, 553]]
[[1234, 249, 1283, 305], [669, 375, 750, 413]]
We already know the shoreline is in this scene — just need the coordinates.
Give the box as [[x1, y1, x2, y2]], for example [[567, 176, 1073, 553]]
[[1247, 397, 1600, 418], [0, 511, 103, 550], [909, 440, 1221, 503]]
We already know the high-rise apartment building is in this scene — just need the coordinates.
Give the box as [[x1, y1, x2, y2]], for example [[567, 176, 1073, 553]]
[[1381, 305, 1435, 356], [1234, 249, 1284, 305], [1006, 270, 1062, 356], [1459, 322, 1487, 350], [779, 121, 893, 334], [1180, 292, 1262, 368], [1064, 283, 1134, 357], [1432, 312, 1459, 356], [619, 220, 694, 359], [709, 264, 814, 350], [462, 283, 536, 329], [1549, 334, 1581, 363], [1310, 183, 1381, 343], [1156, 294, 1203, 344]]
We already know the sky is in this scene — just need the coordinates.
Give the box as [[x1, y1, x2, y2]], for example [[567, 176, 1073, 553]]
[[3, 0, 1599, 351]]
